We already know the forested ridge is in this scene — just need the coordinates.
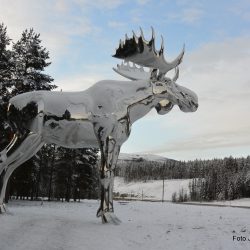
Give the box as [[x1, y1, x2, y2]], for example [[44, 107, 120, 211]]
[[115, 156, 250, 201]]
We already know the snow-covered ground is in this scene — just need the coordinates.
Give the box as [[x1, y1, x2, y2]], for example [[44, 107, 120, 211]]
[[114, 177, 250, 207], [185, 198, 250, 207], [114, 177, 190, 200], [1, 200, 250, 250]]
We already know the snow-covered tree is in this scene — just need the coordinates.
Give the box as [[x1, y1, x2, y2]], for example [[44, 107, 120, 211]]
[[4, 28, 56, 201], [1, 26, 56, 150], [1, 25, 100, 203], [0, 23, 13, 149], [0, 23, 13, 100], [11, 28, 56, 96]]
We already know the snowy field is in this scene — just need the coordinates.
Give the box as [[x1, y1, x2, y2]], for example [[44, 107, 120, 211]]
[[114, 177, 190, 200], [114, 178, 250, 207], [0, 200, 250, 250]]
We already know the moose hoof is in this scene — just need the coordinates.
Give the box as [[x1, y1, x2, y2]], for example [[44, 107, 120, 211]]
[[0, 203, 6, 214], [101, 212, 121, 225]]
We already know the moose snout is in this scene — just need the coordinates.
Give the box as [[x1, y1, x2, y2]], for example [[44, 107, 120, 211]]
[[190, 100, 199, 111], [178, 95, 198, 112]]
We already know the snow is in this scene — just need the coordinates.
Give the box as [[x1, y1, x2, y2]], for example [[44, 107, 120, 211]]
[[114, 177, 190, 200], [186, 198, 250, 208], [114, 177, 250, 208], [0, 199, 250, 250]]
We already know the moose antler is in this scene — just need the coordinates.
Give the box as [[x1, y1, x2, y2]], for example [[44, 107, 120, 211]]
[[113, 27, 185, 77], [113, 62, 180, 82], [113, 62, 151, 80]]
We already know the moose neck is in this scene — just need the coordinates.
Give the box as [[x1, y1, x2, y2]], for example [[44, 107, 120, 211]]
[[87, 79, 155, 122], [125, 81, 159, 124]]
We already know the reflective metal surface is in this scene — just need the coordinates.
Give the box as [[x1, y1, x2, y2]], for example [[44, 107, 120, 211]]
[[0, 28, 198, 223]]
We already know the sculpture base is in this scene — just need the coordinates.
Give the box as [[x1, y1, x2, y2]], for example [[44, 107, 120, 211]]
[[0, 203, 6, 214], [100, 212, 121, 225]]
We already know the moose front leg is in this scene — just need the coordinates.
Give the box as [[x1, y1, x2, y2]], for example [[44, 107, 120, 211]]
[[96, 136, 121, 224]]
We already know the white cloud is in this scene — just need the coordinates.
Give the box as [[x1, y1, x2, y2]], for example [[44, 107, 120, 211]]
[[108, 21, 126, 28], [178, 48, 249, 131], [56, 74, 103, 92], [0, 0, 93, 62], [137, 0, 150, 5], [181, 8, 204, 23], [168, 7, 204, 24], [54, 0, 70, 13], [55, 62, 121, 91], [229, 0, 250, 22], [74, 0, 124, 10]]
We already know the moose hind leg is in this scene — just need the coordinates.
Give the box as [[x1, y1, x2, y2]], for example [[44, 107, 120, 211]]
[[0, 134, 44, 213]]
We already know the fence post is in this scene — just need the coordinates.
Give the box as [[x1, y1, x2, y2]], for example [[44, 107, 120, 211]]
[[162, 177, 165, 202]]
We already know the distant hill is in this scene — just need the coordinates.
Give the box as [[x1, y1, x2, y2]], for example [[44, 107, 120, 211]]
[[115, 153, 177, 180], [118, 153, 174, 163]]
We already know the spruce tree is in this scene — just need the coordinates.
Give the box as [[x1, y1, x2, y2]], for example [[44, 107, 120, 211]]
[[74, 148, 99, 200], [54, 147, 99, 201], [11, 28, 56, 96], [1, 26, 100, 203], [6, 28, 56, 201], [0, 23, 13, 101], [0, 23, 13, 150]]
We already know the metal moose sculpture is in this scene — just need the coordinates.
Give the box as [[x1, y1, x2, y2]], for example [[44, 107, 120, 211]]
[[0, 28, 198, 223]]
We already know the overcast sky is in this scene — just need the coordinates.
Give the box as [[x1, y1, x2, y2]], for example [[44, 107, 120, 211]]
[[1, 0, 250, 160]]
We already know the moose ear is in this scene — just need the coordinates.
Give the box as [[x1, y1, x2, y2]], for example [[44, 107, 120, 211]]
[[155, 100, 174, 115]]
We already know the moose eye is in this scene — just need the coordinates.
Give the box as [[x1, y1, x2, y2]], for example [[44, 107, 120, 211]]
[[156, 82, 163, 86], [180, 92, 185, 97]]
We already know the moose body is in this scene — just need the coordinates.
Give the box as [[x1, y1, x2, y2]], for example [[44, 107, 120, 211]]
[[0, 28, 198, 223], [8, 79, 154, 146]]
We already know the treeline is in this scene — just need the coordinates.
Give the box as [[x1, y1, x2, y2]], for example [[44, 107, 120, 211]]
[[116, 156, 250, 201], [0, 23, 99, 202], [8, 146, 99, 202], [189, 156, 250, 201], [115, 158, 204, 182]]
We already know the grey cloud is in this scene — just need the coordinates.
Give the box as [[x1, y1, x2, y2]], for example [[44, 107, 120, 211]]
[[149, 127, 250, 154]]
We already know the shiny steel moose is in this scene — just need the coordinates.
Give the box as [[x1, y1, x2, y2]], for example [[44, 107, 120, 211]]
[[0, 28, 198, 223]]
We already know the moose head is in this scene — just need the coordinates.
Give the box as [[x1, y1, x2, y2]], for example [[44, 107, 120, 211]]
[[113, 27, 198, 115]]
